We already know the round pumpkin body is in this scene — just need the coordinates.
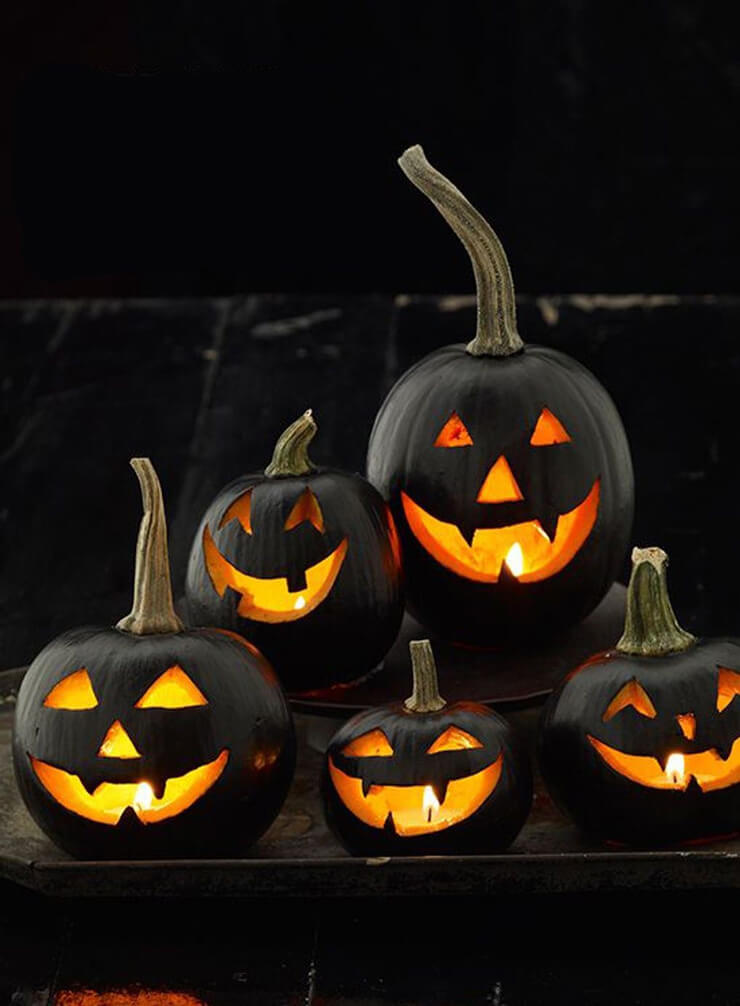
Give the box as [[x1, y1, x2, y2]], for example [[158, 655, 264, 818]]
[[368, 343, 633, 644], [186, 465, 403, 692], [539, 638, 740, 845], [14, 625, 295, 859], [323, 673, 532, 856]]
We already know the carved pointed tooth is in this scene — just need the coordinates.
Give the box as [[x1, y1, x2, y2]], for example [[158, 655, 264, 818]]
[[537, 508, 559, 544], [431, 780, 449, 806], [498, 558, 520, 585], [79, 773, 99, 796], [151, 777, 167, 801], [715, 740, 733, 763], [685, 774, 702, 795], [384, 811, 396, 834], [457, 518, 478, 548], [362, 777, 375, 798], [286, 567, 308, 592]]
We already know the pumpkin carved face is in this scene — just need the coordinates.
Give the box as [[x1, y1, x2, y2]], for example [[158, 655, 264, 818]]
[[540, 547, 740, 844], [187, 412, 403, 691], [367, 146, 633, 644], [323, 641, 532, 855], [13, 459, 295, 859]]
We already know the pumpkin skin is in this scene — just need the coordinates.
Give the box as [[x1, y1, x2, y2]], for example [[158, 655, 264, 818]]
[[322, 641, 532, 855], [368, 345, 633, 644], [186, 412, 403, 691], [367, 146, 632, 645], [539, 547, 740, 845], [14, 626, 296, 859]]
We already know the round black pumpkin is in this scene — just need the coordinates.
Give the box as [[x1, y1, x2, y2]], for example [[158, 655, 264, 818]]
[[186, 410, 404, 691], [367, 146, 633, 645], [13, 459, 295, 859], [322, 639, 532, 855], [539, 547, 740, 845]]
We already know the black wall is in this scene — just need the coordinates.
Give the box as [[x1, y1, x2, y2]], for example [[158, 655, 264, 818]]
[[3, 1, 740, 296]]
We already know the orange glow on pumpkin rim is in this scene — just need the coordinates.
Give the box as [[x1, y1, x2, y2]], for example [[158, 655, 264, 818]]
[[400, 479, 600, 583]]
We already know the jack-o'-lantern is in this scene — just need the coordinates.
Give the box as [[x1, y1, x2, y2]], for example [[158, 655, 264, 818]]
[[367, 145, 633, 644], [13, 458, 295, 859], [322, 639, 532, 854], [539, 546, 740, 845], [186, 410, 403, 691]]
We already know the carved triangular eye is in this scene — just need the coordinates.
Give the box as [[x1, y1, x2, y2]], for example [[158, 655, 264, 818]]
[[219, 489, 252, 534], [717, 668, 740, 712], [427, 726, 484, 753], [341, 729, 394, 757], [135, 666, 208, 709], [44, 669, 98, 709], [530, 408, 572, 445], [602, 679, 657, 722], [284, 488, 324, 533], [434, 412, 473, 448]]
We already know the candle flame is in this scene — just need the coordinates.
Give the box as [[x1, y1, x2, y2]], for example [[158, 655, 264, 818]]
[[293, 595, 306, 611], [422, 784, 440, 823], [133, 781, 154, 811], [665, 752, 685, 786], [504, 542, 524, 577]]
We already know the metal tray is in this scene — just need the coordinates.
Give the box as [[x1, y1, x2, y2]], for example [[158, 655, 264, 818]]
[[3, 665, 740, 898]]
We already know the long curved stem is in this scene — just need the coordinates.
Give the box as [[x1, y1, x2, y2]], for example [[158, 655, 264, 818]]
[[405, 640, 447, 713], [116, 458, 184, 635], [265, 410, 317, 477], [616, 547, 695, 657], [398, 145, 523, 357]]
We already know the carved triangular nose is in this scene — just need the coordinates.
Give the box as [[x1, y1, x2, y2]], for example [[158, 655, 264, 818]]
[[477, 455, 524, 503], [97, 720, 141, 759]]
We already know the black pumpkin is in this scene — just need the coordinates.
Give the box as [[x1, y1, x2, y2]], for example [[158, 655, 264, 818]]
[[367, 146, 633, 645], [322, 639, 532, 855], [539, 547, 740, 845], [13, 459, 295, 859], [186, 410, 404, 691]]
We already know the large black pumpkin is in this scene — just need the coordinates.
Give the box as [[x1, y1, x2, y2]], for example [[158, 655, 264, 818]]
[[367, 146, 633, 645], [186, 410, 403, 691], [323, 639, 532, 855], [539, 547, 740, 845], [13, 459, 295, 859]]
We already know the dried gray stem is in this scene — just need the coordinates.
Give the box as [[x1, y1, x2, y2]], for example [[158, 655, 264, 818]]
[[398, 144, 523, 357], [616, 546, 696, 656], [405, 639, 447, 713], [116, 458, 184, 635], [265, 409, 317, 477]]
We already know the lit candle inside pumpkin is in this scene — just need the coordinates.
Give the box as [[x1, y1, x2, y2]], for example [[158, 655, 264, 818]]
[[665, 753, 685, 787], [133, 781, 154, 813], [293, 595, 306, 611], [504, 542, 524, 578], [423, 784, 440, 823]]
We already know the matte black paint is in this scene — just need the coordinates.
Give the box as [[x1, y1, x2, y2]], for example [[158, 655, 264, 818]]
[[13, 626, 296, 859], [367, 343, 634, 644], [323, 700, 532, 855], [539, 638, 740, 844], [186, 468, 404, 691]]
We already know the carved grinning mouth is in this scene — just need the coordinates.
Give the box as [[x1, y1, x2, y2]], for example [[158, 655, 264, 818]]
[[588, 736, 740, 792], [30, 750, 229, 825], [401, 480, 600, 583], [202, 527, 348, 622], [328, 753, 503, 835]]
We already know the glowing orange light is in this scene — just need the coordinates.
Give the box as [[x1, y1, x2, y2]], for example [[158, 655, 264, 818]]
[[44, 668, 98, 710], [676, 713, 696, 740], [284, 487, 324, 532], [135, 665, 208, 709], [434, 412, 473, 448], [602, 679, 657, 722], [422, 784, 440, 823], [97, 721, 142, 760], [476, 455, 523, 503], [665, 753, 685, 786], [426, 726, 483, 754], [530, 408, 571, 446], [717, 667, 740, 712], [504, 542, 524, 577]]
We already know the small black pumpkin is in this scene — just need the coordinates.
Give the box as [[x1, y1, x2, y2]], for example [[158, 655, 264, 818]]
[[323, 639, 532, 855], [13, 458, 295, 859], [186, 410, 404, 691], [539, 546, 740, 845], [367, 145, 633, 645]]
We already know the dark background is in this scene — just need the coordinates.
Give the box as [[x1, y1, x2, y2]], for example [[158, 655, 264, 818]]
[[1, 0, 739, 297]]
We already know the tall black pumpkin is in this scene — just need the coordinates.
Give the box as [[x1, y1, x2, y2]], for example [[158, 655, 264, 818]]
[[186, 411, 404, 691], [367, 145, 633, 645], [14, 459, 295, 859], [540, 547, 740, 845]]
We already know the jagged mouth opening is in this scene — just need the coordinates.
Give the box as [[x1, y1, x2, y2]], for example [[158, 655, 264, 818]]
[[328, 754, 502, 835], [30, 750, 229, 825], [588, 736, 740, 792], [401, 480, 599, 583]]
